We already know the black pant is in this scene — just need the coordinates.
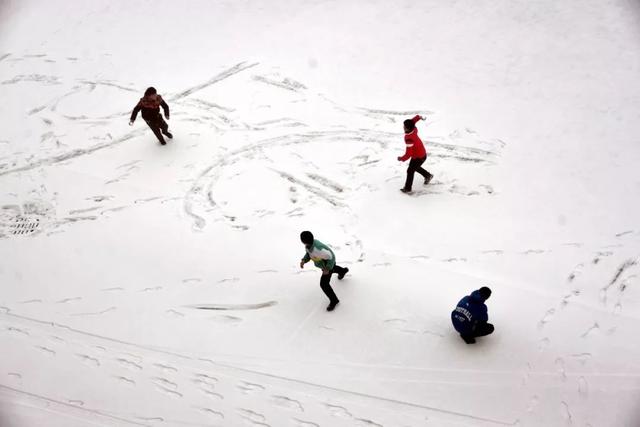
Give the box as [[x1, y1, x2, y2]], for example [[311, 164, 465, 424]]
[[461, 322, 494, 341], [144, 114, 169, 143], [404, 156, 431, 191], [319, 266, 347, 304]]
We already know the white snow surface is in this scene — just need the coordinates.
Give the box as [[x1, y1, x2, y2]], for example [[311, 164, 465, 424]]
[[1, 1, 640, 426]]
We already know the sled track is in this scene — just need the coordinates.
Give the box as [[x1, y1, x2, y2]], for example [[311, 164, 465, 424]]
[[182, 129, 387, 230]]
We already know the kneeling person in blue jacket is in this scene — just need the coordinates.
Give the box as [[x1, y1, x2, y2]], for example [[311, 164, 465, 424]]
[[451, 287, 494, 344]]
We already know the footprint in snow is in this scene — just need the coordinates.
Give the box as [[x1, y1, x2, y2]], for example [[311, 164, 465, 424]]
[[153, 363, 178, 373], [116, 358, 143, 371], [155, 386, 182, 398], [113, 376, 136, 387], [271, 395, 304, 412], [210, 315, 243, 325], [76, 354, 100, 367], [568, 264, 583, 282], [580, 322, 599, 338], [35, 346, 56, 357], [237, 381, 265, 394], [166, 309, 185, 318], [197, 407, 224, 419], [293, 419, 319, 427], [6, 326, 29, 336], [237, 408, 266, 423], [324, 403, 353, 419], [355, 418, 383, 427], [56, 297, 82, 304], [152, 377, 178, 391], [187, 301, 278, 311], [537, 308, 555, 329]]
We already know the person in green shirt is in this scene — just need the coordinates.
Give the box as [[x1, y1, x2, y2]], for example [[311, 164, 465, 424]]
[[299, 231, 349, 311]]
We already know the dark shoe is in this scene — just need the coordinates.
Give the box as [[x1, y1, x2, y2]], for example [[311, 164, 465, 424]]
[[326, 301, 339, 312], [160, 140, 166, 145], [163, 131, 173, 139], [400, 188, 412, 194], [424, 174, 433, 185], [461, 335, 476, 344], [337, 268, 349, 280]]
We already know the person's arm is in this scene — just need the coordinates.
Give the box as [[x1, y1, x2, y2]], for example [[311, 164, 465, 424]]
[[479, 304, 489, 323], [130, 102, 142, 123], [160, 96, 170, 119], [398, 135, 414, 162], [411, 115, 423, 124], [300, 252, 311, 268]]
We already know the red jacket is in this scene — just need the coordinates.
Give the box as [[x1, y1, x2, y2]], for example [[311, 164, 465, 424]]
[[399, 115, 426, 161]]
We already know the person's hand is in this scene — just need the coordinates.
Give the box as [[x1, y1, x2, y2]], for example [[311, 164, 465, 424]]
[[165, 116, 170, 120], [129, 121, 134, 126], [420, 115, 426, 120], [397, 156, 402, 161], [300, 260, 305, 269]]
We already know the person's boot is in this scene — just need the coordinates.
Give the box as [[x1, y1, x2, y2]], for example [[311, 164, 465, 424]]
[[461, 334, 476, 344], [338, 268, 349, 280], [159, 139, 166, 145], [400, 188, 412, 194], [326, 300, 340, 311], [424, 173, 433, 185], [162, 130, 173, 139]]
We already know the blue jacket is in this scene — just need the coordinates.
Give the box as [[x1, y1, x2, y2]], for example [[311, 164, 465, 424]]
[[451, 290, 489, 334]]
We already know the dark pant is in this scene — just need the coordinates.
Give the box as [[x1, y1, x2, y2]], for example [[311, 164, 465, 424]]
[[404, 156, 431, 191], [461, 322, 494, 341], [144, 114, 169, 143], [319, 265, 347, 304]]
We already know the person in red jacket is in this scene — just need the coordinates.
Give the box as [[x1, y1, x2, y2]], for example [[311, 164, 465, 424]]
[[397, 115, 433, 193], [129, 87, 172, 145]]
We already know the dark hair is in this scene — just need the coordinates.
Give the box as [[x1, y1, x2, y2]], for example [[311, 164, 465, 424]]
[[403, 119, 415, 131], [300, 231, 314, 245], [144, 87, 157, 96], [479, 286, 492, 300]]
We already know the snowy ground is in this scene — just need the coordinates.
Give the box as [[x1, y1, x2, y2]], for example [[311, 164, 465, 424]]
[[1, 1, 640, 426]]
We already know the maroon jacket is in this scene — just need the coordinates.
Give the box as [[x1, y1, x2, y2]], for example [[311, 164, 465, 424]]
[[130, 94, 169, 122]]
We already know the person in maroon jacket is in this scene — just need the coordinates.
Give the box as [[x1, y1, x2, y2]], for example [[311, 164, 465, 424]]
[[129, 87, 172, 145], [397, 115, 433, 193]]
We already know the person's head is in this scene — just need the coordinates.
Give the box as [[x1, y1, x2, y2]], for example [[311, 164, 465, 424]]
[[479, 286, 492, 300], [300, 231, 314, 247], [403, 119, 415, 134], [144, 87, 157, 97]]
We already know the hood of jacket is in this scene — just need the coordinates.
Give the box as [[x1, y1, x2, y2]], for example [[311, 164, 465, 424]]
[[470, 289, 487, 303]]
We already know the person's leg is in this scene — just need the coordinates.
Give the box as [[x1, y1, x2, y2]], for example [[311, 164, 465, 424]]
[[320, 272, 339, 310], [403, 158, 419, 191], [145, 119, 166, 144], [159, 116, 172, 138], [452, 313, 476, 344], [332, 265, 349, 280], [413, 157, 433, 183], [474, 322, 495, 338], [159, 116, 168, 132]]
